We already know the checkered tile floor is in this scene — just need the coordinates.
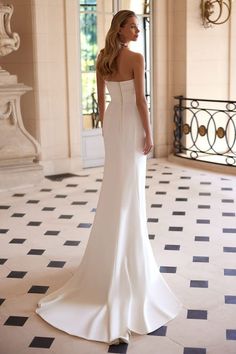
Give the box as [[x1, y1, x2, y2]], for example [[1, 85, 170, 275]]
[[0, 158, 236, 354]]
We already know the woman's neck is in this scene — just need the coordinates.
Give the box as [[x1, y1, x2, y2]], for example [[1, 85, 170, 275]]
[[119, 42, 128, 48]]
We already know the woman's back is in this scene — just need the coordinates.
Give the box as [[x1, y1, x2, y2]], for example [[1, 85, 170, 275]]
[[105, 48, 137, 82]]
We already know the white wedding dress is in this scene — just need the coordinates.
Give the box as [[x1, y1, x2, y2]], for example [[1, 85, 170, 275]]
[[36, 79, 182, 344]]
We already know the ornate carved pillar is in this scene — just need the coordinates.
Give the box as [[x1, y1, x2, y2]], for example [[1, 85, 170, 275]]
[[0, 3, 43, 189]]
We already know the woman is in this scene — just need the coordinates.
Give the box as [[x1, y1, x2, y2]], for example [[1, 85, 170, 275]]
[[36, 10, 182, 345]]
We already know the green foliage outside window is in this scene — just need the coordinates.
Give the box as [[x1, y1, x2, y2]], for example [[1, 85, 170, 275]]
[[80, 1, 98, 115]]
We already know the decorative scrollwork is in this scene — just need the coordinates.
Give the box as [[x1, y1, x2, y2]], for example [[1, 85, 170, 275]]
[[199, 125, 207, 136], [183, 123, 191, 134], [216, 127, 225, 138], [173, 96, 236, 166], [0, 101, 12, 120], [0, 4, 20, 57], [201, 0, 232, 28]]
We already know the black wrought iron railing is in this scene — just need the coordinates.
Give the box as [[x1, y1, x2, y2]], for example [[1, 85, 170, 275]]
[[173, 96, 236, 166]]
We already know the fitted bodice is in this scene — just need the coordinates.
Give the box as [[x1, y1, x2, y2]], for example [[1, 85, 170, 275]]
[[105, 79, 135, 103]]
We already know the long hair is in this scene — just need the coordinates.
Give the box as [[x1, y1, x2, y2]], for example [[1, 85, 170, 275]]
[[96, 10, 136, 78]]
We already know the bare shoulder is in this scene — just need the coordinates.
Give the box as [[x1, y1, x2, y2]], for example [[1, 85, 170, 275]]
[[128, 50, 143, 60]]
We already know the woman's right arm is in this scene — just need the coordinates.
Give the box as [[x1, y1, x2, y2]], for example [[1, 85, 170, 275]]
[[133, 53, 154, 155], [96, 69, 105, 133]]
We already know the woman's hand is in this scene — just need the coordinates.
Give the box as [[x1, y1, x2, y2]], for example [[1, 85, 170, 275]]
[[143, 134, 154, 155]]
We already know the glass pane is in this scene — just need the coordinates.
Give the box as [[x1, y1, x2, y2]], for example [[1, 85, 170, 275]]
[[80, 12, 97, 72], [80, 0, 96, 12], [80, 0, 113, 13], [82, 72, 101, 129], [120, 0, 150, 15]]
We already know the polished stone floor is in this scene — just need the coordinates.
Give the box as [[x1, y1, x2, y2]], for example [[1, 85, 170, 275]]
[[0, 158, 236, 354]]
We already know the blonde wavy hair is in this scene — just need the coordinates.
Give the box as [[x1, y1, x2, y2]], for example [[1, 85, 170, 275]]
[[96, 10, 137, 78]]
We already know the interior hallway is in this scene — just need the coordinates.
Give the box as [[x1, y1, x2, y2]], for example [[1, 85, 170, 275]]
[[0, 158, 236, 354]]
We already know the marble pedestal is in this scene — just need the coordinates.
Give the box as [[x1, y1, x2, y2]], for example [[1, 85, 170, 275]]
[[0, 69, 43, 189]]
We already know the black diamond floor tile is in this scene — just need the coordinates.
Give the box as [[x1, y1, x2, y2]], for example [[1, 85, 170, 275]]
[[59, 214, 73, 219], [164, 244, 180, 251], [29, 336, 55, 348], [9, 238, 26, 244], [27, 249, 45, 255], [11, 213, 25, 217], [4, 316, 28, 326], [7, 271, 27, 278], [28, 285, 49, 294], [187, 310, 207, 320], [27, 200, 40, 204], [0, 298, 5, 305], [47, 261, 66, 268], [225, 295, 236, 304], [12, 193, 25, 197], [190, 280, 208, 288], [169, 226, 183, 231], [223, 228, 236, 233], [85, 189, 98, 193], [77, 223, 92, 228], [27, 221, 42, 226], [42, 207, 56, 211], [0, 229, 9, 234], [198, 205, 210, 209], [0, 205, 10, 209], [196, 219, 210, 224], [44, 230, 60, 236], [0, 258, 7, 265], [222, 199, 234, 203], [55, 194, 67, 198], [175, 198, 187, 201], [193, 256, 209, 263], [147, 218, 159, 223], [226, 329, 236, 340], [224, 269, 236, 276], [151, 204, 162, 208], [71, 201, 87, 205], [148, 234, 155, 240], [64, 240, 80, 246], [223, 247, 236, 253], [195, 236, 210, 242], [172, 211, 186, 215], [160, 266, 177, 273], [108, 343, 128, 353], [222, 212, 235, 217], [184, 348, 206, 354], [148, 326, 167, 336]]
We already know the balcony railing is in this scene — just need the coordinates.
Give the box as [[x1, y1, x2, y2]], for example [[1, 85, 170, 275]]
[[173, 96, 236, 166]]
